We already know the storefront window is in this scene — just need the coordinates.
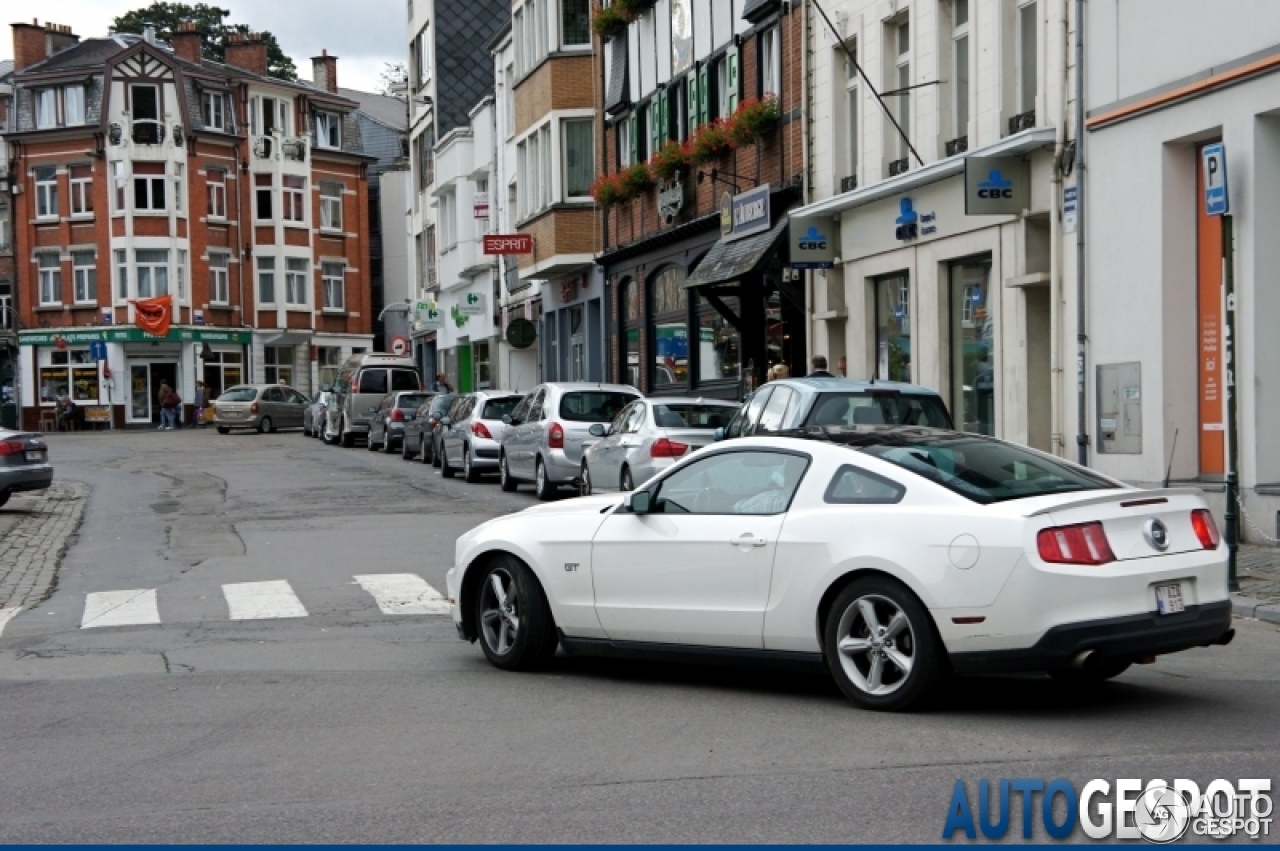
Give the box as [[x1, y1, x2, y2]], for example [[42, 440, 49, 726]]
[[696, 294, 741, 383], [39, 349, 99, 404], [621, 277, 641, 388], [875, 273, 911, 382], [650, 267, 688, 388], [263, 346, 294, 386], [203, 350, 244, 399], [317, 346, 343, 388], [950, 256, 995, 435], [474, 340, 492, 389], [569, 305, 585, 381]]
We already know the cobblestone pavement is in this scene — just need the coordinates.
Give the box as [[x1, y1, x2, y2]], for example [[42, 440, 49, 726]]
[[1235, 543, 1280, 622], [0, 482, 89, 611]]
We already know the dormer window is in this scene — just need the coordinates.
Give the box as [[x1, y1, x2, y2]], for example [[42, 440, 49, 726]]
[[314, 112, 341, 149], [202, 91, 226, 131], [131, 84, 162, 144], [35, 90, 57, 128]]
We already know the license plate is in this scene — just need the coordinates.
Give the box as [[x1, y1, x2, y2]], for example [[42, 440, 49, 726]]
[[1155, 583, 1185, 615], [25, 450, 46, 463]]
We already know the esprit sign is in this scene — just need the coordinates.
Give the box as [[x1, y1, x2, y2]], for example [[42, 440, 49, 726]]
[[964, 156, 1030, 215], [483, 234, 533, 255], [723, 185, 771, 242]]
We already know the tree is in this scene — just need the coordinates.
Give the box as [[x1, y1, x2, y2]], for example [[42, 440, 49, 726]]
[[112, 2, 298, 80], [377, 62, 408, 97]]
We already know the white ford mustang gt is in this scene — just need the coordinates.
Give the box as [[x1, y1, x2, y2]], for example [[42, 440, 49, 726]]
[[446, 427, 1233, 710]]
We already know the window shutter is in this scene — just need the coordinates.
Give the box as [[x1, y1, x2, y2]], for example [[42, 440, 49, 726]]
[[698, 64, 710, 125], [654, 91, 666, 150], [250, 96, 260, 135], [630, 113, 639, 164], [727, 47, 740, 114]]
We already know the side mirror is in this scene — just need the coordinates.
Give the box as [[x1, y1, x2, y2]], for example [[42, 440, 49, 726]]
[[714, 427, 725, 442], [321, 383, 332, 393], [502, 415, 514, 425], [588, 423, 606, 437], [628, 490, 652, 515], [440, 416, 452, 427]]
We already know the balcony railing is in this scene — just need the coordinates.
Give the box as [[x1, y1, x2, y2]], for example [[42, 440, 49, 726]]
[[888, 158, 909, 177], [1008, 110, 1036, 136], [131, 120, 165, 145], [945, 136, 969, 157], [840, 175, 858, 193]]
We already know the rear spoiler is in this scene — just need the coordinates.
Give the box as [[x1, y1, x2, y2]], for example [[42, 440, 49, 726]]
[[1023, 487, 1208, 517]]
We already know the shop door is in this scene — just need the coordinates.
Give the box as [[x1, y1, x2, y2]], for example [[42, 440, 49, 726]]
[[458, 344, 473, 394], [127, 362, 179, 424]]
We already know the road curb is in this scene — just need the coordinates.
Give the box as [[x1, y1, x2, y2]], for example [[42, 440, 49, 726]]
[[1231, 594, 1280, 623]]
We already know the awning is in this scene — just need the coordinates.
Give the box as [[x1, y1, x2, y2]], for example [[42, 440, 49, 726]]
[[684, 218, 788, 290]]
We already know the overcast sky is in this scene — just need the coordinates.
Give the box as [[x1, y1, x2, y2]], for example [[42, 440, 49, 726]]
[[0, 0, 406, 92]]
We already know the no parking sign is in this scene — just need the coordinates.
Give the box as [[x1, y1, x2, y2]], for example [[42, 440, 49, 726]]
[[389, 336, 409, 356]]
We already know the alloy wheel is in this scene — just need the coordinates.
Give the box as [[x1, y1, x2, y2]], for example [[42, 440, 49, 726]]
[[834, 594, 916, 697], [621, 468, 634, 492], [479, 568, 520, 656], [580, 462, 592, 496]]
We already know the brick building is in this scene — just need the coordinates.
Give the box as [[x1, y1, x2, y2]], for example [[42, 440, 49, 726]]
[[597, 0, 806, 399], [1, 59, 15, 410], [5, 22, 374, 429]]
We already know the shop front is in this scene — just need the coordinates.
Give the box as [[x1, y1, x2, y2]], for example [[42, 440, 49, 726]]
[[540, 269, 606, 385], [434, 280, 497, 394], [603, 185, 803, 401]]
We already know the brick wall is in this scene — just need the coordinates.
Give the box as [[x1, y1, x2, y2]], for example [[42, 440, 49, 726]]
[[514, 54, 596, 137], [518, 206, 596, 270]]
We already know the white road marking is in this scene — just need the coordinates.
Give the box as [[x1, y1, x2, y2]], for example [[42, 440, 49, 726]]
[[0, 607, 23, 636], [353, 573, 450, 615], [81, 590, 161, 629], [223, 580, 309, 620]]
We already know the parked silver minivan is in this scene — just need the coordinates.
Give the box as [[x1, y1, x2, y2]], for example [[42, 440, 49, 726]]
[[324, 353, 421, 447], [499, 382, 640, 500]]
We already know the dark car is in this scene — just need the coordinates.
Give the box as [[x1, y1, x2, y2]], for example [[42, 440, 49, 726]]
[[367, 391, 432, 455], [403, 393, 456, 464], [0, 429, 53, 507]]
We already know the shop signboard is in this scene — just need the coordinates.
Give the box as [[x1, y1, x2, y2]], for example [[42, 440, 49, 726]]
[[415, 300, 443, 330], [18, 327, 252, 346], [483, 234, 533, 255], [789, 214, 837, 269], [473, 192, 490, 220], [460, 292, 486, 316], [964, 156, 1030, 215], [723, 185, 772, 242]]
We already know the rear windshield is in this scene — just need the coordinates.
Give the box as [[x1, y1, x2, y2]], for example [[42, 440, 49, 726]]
[[390, 369, 421, 392], [397, 394, 430, 409], [652, 403, 735, 429], [357, 370, 387, 394], [861, 436, 1116, 504], [560, 391, 638, 423], [428, 394, 456, 416], [481, 396, 521, 420], [805, 392, 952, 429], [218, 387, 257, 402]]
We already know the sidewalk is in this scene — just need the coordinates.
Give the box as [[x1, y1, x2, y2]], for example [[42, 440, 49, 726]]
[[0, 482, 89, 611], [1233, 544, 1280, 624]]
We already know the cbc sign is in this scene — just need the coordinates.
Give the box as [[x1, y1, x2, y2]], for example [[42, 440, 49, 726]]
[[789, 215, 836, 269], [964, 156, 1030, 215]]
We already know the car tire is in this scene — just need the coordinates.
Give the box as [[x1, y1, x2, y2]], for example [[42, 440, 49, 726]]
[[534, 457, 557, 501], [216, 426, 231, 435], [579, 461, 593, 496], [1049, 660, 1132, 684], [475, 555, 559, 671], [322, 425, 336, 445], [441, 444, 456, 478], [463, 446, 481, 483], [823, 576, 946, 712], [419, 436, 432, 464], [401, 436, 415, 460], [366, 429, 381, 451], [340, 419, 355, 448], [499, 454, 518, 492], [383, 433, 397, 454], [258, 416, 273, 434], [422, 435, 434, 465], [0, 490, 11, 508], [620, 466, 634, 493], [431, 437, 442, 468]]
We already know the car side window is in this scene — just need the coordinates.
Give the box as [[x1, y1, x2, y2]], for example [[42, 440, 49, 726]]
[[606, 403, 632, 435], [651, 451, 810, 515], [527, 389, 546, 421], [510, 395, 531, 423], [755, 387, 794, 434], [263, 387, 284, 403], [824, 465, 906, 505], [290, 392, 308, 404], [728, 388, 773, 438], [358, 369, 387, 394], [624, 404, 646, 433]]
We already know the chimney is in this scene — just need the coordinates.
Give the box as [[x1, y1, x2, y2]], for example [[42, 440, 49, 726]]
[[224, 31, 268, 76], [143, 23, 156, 45], [46, 23, 79, 57], [172, 21, 202, 64], [311, 49, 338, 94], [12, 19, 47, 72]]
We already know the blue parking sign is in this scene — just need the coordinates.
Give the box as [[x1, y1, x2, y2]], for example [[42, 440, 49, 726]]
[[1202, 143, 1229, 216], [89, 340, 108, 361]]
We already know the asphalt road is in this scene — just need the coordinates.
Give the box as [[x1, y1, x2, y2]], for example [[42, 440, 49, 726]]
[[1, 428, 1277, 843]]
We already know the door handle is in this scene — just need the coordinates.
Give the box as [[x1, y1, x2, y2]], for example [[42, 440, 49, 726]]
[[730, 534, 768, 549]]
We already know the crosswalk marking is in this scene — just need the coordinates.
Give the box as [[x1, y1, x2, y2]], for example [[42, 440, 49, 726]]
[[0, 607, 22, 637], [354, 574, 450, 615], [223, 580, 309, 620], [81, 590, 161, 629]]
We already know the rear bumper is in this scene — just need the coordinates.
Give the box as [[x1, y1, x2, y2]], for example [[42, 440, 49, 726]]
[[543, 450, 580, 483], [949, 600, 1233, 675], [0, 466, 54, 495], [214, 415, 261, 429]]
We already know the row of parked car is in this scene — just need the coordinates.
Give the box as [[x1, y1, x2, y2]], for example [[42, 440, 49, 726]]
[[214, 351, 956, 501]]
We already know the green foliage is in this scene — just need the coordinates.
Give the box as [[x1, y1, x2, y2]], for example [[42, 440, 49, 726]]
[[112, 2, 298, 80]]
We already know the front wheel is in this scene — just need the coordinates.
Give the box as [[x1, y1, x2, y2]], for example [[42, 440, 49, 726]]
[[499, 455, 518, 492], [824, 576, 946, 712], [476, 556, 559, 670], [463, 446, 481, 483], [216, 426, 231, 435], [579, 461, 593, 496], [620, 467, 634, 493], [383, 432, 397, 454], [401, 435, 415, 460], [431, 437, 442, 468], [366, 429, 381, 451], [339, 420, 355, 448], [258, 416, 274, 434], [534, 458, 556, 501], [441, 444, 456, 478]]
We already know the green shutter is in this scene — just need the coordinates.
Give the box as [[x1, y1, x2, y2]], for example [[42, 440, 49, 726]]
[[698, 64, 710, 125], [658, 89, 670, 145], [727, 47, 740, 114], [687, 74, 699, 137], [630, 113, 639, 164]]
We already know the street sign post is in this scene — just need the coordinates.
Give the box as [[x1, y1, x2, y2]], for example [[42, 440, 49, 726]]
[[89, 340, 108, 361], [1202, 142, 1238, 590]]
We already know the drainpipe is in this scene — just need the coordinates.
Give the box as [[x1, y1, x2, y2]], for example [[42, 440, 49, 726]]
[[1074, 0, 1089, 466], [1049, 0, 1069, 456]]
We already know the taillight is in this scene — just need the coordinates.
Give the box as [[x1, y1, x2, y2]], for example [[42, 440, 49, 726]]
[[1191, 509, 1221, 550], [390, 409, 405, 422], [1036, 522, 1116, 565], [650, 437, 689, 458], [0, 440, 25, 456], [472, 421, 493, 439], [250, 402, 260, 414], [548, 422, 565, 449]]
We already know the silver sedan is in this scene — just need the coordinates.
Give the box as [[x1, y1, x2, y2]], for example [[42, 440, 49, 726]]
[[579, 397, 739, 494]]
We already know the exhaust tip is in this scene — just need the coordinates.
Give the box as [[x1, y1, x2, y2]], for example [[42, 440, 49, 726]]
[[1215, 628, 1236, 646], [1070, 649, 1095, 669]]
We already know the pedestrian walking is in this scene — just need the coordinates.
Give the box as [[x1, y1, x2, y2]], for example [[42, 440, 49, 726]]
[[434, 372, 453, 393], [192, 381, 208, 428], [766, 363, 790, 382], [808, 355, 836, 378], [158, 383, 181, 430]]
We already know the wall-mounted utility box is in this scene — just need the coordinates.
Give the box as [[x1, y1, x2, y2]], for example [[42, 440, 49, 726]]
[[1097, 362, 1142, 454]]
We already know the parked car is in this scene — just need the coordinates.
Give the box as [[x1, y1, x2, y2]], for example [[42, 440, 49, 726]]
[[436, 391, 523, 482], [214, 385, 311, 434], [403, 393, 455, 464], [720, 378, 953, 440], [447, 426, 1233, 711], [498, 382, 640, 500], [580, 397, 738, 495], [366, 391, 432, 454], [324, 353, 421, 447], [0, 428, 52, 507], [303, 389, 332, 438]]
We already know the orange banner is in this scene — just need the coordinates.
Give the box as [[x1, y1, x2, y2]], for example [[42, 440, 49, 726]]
[[1196, 144, 1225, 476], [133, 294, 173, 338]]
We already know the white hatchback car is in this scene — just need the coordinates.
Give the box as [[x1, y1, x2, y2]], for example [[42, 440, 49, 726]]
[[447, 427, 1234, 710]]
